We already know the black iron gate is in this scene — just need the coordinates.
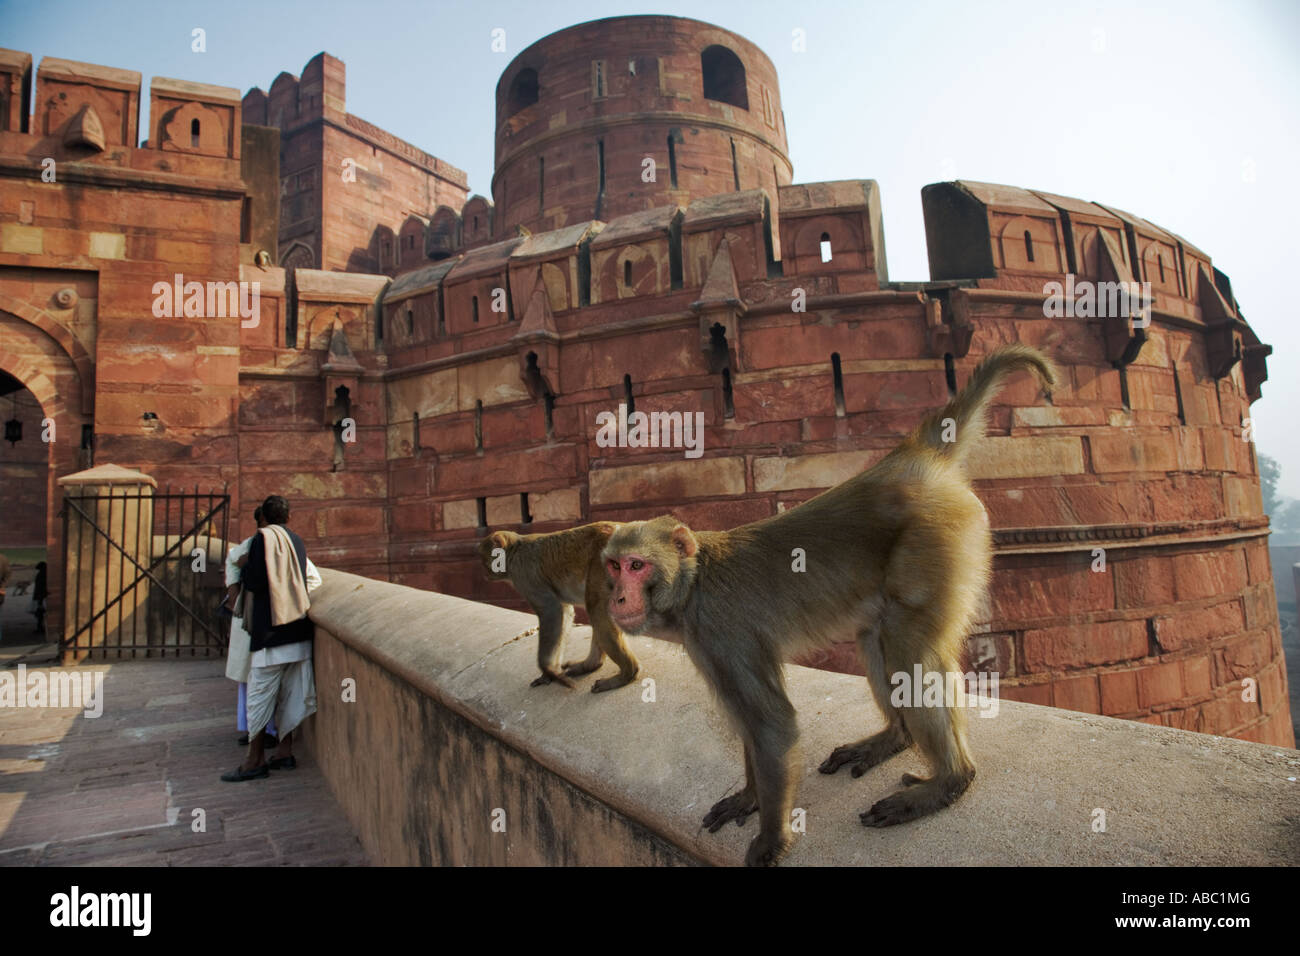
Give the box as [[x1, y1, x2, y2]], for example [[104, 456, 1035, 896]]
[[60, 485, 231, 660]]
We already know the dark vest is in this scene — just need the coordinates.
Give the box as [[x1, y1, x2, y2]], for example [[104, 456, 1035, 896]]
[[242, 525, 314, 652]]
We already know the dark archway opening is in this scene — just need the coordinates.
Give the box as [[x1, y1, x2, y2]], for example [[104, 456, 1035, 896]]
[[0, 369, 51, 643], [701, 46, 748, 109], [507, 68, 540, 116]]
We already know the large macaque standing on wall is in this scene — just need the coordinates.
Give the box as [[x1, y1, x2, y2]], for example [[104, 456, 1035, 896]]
[[602, 345, 1056, 865], [479, 522, 640, 692]]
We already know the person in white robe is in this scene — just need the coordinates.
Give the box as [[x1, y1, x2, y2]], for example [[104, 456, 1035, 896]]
[[223, 507, 320, 744], [222, 496, 319, 782]]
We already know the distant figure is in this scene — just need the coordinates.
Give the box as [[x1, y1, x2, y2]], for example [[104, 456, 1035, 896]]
[[221, 495, 318, 782], [31, 561, 47, 637], [0, 551, 10, 643]]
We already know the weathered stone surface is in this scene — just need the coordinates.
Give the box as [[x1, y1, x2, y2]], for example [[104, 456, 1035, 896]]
[[589, 457, 745, 506], [754, 450, 882, 492], [0, 18, 1284, 750]]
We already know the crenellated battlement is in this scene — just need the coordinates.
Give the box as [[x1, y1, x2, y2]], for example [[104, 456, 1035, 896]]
[[0, 48, 244, 176]]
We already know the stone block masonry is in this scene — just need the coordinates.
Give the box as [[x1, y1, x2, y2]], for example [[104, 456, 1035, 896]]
[[0, 15, 1289, 747]]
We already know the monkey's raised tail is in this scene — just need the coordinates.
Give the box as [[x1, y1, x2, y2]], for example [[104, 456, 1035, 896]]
[[910, 344, 1056, 463]]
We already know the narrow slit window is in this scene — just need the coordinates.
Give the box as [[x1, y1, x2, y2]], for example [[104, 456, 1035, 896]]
[[624, 259, 633, 288], [190, 118, 200, 148], [667, 134, 678, 188], [240, 197, 252, 243], [944, 354, 957, 396], [730, 138, 740, 191], [1172, 364, 1186, 425], [1118, 365, 1131, 410], [597, 139, 606, 194], [544, 392, 555, 439], [1157, 254, 1165, 283], [412, 412, 420, 453], [376, 310, 384, 346], [722, 367, 735, 419], [623, 374, 635, 415], [831, 353, 846, 417], [472, 295, 479, 323], [520, 493, 532, 525], [475, 400, 483, 450], [406, 308, 414, 337], [820, 232, 833, 263], [1023, 230, 1035, 263], [475, 497, 487, 529], [593, 60, 605, 98]]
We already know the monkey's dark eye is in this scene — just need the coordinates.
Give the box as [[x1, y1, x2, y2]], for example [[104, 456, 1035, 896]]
[[631, 560, 644, 571]]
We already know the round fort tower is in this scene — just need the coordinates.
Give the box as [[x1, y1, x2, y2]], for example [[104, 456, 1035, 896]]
[[493, 16, 792, 235]]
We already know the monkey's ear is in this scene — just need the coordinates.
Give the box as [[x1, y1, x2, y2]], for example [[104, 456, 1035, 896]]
[[670, 524, 698, 559]]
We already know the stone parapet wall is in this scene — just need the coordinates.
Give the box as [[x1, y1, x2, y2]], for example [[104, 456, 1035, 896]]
[[302, 569, 1300, 866]]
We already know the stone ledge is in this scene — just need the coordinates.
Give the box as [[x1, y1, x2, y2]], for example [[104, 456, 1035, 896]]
[[306, 568, 1300, 865]]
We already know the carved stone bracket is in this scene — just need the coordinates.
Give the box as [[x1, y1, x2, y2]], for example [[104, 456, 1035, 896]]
[[689, 237, 746, 372], [320, 318, 363, 426], [1241, 342, 1271, 404], [513, 273, 560, 397], [926, 290, 974, 359], [1097, 231, 1147, 367]]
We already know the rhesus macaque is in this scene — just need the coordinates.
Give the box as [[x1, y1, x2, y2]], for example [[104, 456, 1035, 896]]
[[603, 345, 1056, 865], [479, 522, 640, 693]]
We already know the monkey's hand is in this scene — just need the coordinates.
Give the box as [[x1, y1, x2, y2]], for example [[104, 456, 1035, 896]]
[[531, 668, 577, 690], [703, 789, 758, 832]]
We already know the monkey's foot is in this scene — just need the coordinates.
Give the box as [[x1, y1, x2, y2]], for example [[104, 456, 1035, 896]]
[[591, 670, 638, 694], [744, 833, 793, 868], [703, 790, 759, 832], [859, 770, 974, 827], [530, 669, 577, 689], [818, 725, 910, 778], [561, 658, 602, 677]]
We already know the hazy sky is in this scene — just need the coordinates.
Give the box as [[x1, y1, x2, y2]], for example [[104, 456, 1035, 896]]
[[4, 0, 1298, 492]]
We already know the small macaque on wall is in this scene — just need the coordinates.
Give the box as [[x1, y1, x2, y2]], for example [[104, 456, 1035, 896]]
[[479, 522, 640, 692], [603, 345, 1056, 866]]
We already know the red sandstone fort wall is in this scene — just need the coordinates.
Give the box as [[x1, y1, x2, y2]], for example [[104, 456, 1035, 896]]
[[0, 18, 1289, 748], [243, 54, 468, 275]]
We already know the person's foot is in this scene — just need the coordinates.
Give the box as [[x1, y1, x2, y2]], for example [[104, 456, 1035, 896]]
[[221, 764, 268, 782], [267, 755, 296, 770], [237, 733, 249, 746]]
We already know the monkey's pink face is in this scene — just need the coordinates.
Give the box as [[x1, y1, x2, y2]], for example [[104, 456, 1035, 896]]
[[606, 554, 654, 633]]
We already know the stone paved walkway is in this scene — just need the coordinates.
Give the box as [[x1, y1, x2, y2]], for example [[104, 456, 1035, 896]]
[[0, 658, 367, 865]]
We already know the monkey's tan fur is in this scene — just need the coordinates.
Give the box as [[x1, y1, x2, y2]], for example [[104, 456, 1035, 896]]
[[479, 522, 640, 692], [603, 345, 1056, 865]]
